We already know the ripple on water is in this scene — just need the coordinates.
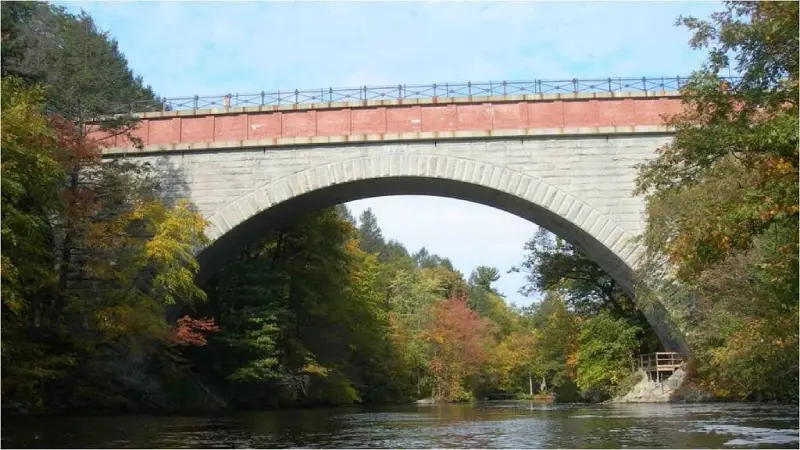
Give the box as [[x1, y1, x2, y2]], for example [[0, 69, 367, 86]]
[[698, 424, 800, 448], [3, 402, 799, 448]]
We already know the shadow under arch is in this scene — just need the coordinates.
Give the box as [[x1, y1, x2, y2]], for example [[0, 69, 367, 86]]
[[195, 153, 687, 352]]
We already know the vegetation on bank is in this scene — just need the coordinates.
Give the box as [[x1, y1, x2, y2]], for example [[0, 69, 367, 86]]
[[1, 1, 796, 412], [633, 1, 798, 402]]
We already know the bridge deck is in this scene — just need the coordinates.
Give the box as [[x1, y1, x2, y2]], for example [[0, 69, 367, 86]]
[[94, 91, 681, 155]]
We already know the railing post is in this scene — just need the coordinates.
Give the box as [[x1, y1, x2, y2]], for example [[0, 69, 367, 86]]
[[536, 79, 542, 94], [503, 81, 507, 96], [433, 83, 437, 98], [489, 81, 493, 96], [294, 89, 299, 104], [193, 95, 198, 112], [676, 75, 682, 90], [468, 81, 472, 97], [607, 77, 612, 93], [162, 97, 167, 112], [573, 78, 578, 94], [445, 83, 449, 97], [643, 76, 648, 95], [398, 84, 402, 100], [261, 91, 265, 106], [329, 87, 333, 103]]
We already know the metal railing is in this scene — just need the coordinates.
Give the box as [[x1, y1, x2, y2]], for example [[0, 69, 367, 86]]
[[115, 75, 739, 115], [638, 352, 685, 372]]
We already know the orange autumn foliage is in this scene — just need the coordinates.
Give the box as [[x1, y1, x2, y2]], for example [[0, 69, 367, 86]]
[[175, 316, 220, 347], [422, 291, 492, 401]]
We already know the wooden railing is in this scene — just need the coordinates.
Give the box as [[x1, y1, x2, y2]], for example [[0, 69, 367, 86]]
[[638, 352, 685, 372]]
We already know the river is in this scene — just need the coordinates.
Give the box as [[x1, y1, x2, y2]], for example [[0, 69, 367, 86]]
[[3, 402, 798, 448]]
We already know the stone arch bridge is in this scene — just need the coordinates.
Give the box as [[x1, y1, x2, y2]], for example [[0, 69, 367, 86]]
[[95, 78, 687, 350]]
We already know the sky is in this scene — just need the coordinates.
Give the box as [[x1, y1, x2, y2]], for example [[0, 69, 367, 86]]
[[59, 0, 718, 306]]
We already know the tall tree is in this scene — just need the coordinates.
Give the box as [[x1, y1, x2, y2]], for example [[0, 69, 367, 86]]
[[357, 208, 385, 256], [575, 312, 640, 398], [470, 266, 500, 293], [0, 3, 210, 411], [515, 228, 632, 316], [422, 292, 492, 402], [2, 2, 160, 118], [527, 293, 578, 393], [1, 77, 67, 407], [635, 1, 798, 400]]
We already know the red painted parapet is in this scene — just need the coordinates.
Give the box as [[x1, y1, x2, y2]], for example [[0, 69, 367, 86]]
[[91, 92, 682, 150]]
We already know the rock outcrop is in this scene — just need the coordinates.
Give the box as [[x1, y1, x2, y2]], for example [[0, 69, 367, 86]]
[[612, 366, 715, 403]]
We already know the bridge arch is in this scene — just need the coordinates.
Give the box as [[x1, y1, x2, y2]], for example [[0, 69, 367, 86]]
[[193, 152, 684, 351]]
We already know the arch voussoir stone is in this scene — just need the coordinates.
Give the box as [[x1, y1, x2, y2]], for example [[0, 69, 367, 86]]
[[206, 153, 645, 279]]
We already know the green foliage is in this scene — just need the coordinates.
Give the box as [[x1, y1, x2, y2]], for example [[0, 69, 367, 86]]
[[634, 1, 798, 401], [515, 228, 633, 316], [527, 293, 578, 393], [195, 208, 409, 407], [575, 312, 640, 398], [1, 2, 160, 118], [1, 77, 62, 317], [0, 3, 210, 412], [357, 208, 386, 256], [515, 228, 661, 354]]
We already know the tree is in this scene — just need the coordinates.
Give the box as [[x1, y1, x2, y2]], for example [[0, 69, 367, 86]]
[[1, 77, 68, 408], [575, 312, 640, 398], [422, 291, 492, 402], [333, 203, 356, 226], [484, 330, 536, 395], [514, 228, 660, 353], [1, 77, 62, 320], [634, 1, 798, 400], [470, 266, 500, 293], [2, 3, 161, 118], [0, 4, 210, 411], [357, 208, 385, 256], [515, 228, 632, 316], [414, 246, 456, 271], [0, 2, 38, 80], [197, 208, 410, 407], [527, 293, 578, 393]]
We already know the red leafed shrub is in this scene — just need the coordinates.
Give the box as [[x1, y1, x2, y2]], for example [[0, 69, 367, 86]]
[[175, 316, 220, 346]]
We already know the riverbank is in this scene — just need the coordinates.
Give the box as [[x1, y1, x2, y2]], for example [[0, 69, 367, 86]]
[[612, 366, 717, 403]]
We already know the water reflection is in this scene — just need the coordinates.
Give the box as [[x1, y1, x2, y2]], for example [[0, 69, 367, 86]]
[[3, 402, 798, 448]]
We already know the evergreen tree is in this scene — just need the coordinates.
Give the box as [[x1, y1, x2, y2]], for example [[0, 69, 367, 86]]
[[357, 208, 385, 256]]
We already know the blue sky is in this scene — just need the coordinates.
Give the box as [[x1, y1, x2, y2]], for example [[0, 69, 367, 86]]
[[60, 0, 718, 306]]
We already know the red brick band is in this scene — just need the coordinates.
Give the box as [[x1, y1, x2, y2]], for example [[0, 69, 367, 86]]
[[93, 95, 681, 149]]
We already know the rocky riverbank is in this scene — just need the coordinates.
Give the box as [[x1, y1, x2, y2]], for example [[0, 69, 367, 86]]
[[612, 366, 715, 403]]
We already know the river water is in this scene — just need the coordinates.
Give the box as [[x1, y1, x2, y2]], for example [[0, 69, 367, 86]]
[[3, 402, 798, 448]]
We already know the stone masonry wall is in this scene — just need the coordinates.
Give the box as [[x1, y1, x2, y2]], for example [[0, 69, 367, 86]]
[[124, 133, 671, 269]]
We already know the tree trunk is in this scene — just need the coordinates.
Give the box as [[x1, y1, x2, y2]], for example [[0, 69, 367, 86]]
[[529, 373, 533, 396], [55, 166, 80, 314]]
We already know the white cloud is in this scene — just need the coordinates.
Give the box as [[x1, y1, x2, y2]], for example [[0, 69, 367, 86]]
[[59, 0, 720, 305]]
